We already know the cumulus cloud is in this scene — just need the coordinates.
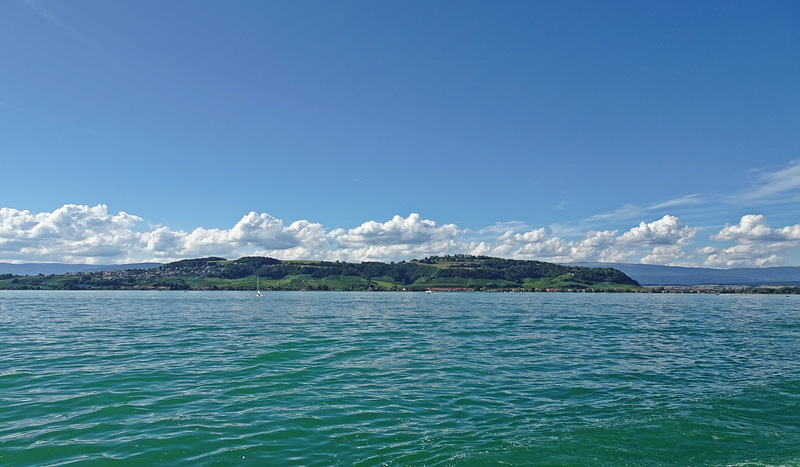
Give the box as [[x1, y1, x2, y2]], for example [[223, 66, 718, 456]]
[[640, 245, 691, 265], [701, 243, 782, 267], [1, 205, 797, 267], [256, 220, 334, 260], [469, 215, 704, 266], [701, 215, 800, 267], [145, 213, 332, 261], [711, 214, 800, 243], [0, 206, 330, 264], [475, 227, 572, 261], [333, 214, 465, 262], [618, 215, 698, 246], [0, 207, 464, 264], [0, 205, 143, 263], [572, 230, 629, 263]]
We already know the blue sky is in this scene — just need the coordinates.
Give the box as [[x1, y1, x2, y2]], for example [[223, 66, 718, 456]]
[[2, 0, 799, 267]]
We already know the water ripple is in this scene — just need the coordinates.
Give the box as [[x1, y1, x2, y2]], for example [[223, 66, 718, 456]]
[[1, 291, 799, 465]]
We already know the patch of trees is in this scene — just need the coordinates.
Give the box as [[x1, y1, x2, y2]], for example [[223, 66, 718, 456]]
[[0, 255, 640, 290], [252, 260, 438, 285], [570, 267, 639, 285], [420, 256, 639, 286], [217, 257, 281, 279], [751, 286, 800, 294], [169, 255, 639, 286], [164, 257, 227, 269], [160, 256, 282, 279]]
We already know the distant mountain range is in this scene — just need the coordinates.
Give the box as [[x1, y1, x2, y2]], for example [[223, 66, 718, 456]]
[[565, 263, 800, 286], [0, 262, 162, 276], [2, 260, 799, 287]]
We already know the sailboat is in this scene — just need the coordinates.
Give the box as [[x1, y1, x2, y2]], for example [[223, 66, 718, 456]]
[[256, 274, 262, 297]]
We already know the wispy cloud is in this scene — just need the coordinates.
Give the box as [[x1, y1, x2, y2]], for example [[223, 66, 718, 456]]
[[476, 221, 532, 236], [648, 194, 706, 210], [586, 204, 644, 223], [24, 0, 134, 78], [589, 158, 800, 226], [25, 0, 95, 47], [587, 194, 706, 224], [736, 159, 800, 203]]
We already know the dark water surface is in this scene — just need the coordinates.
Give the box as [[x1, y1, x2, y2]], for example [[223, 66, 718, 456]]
[[1, 291, 799, 465]]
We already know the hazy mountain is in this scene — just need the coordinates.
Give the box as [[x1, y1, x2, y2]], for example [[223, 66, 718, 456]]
[[565, 263, 800, 286], [0, 262, 162, 276]]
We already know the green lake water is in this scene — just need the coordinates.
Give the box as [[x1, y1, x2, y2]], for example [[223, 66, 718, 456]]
[[1, 291, 799, 465]]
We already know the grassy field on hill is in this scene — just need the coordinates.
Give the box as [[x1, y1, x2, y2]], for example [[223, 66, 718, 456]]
[[0, 255, 643, 292]]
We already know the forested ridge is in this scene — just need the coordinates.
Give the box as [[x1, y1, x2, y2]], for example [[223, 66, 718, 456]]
[[0, 255, 641, 291]]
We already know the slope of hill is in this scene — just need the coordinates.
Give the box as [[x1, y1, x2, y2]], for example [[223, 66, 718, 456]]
[[0, 255, 640, 291], [5, 258, 798, 288], [0, 262, 162, 276], [565, 263, 800, 286]]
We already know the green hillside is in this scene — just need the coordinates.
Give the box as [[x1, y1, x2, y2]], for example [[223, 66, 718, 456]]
[[0, 255, 642, 292]]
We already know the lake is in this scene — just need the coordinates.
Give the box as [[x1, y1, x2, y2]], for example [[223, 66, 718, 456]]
[[1, 291, 799, 465]]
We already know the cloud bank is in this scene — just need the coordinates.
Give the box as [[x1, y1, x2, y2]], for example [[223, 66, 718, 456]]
[[1, 204, 799, 267], [701, 215, 800, 267]]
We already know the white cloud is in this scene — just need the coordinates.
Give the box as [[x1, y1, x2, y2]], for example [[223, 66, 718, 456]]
[[256, 220, 334, 260], [0, 206, 331, 264], [640, 245, 690, 265], [1, 205, 798, 267], [473, 216, 701, 266], [618, 215, 698, 246], [333, 214, 465, 262], [702, 215, 800, 267], [487, 229, 572, 260], [144, 226, 184, 258], [150, 213, 331, 261], [337, 213, 461, 247], [476, 221, 531, 237], [712, 214, 800, 243], [587, 195, 705, 224], [0, 207, 470, 264], [571, 230, 629, 263], [647, 194, 706, 210], [738, 159, 800, 202], [702, 243, 783, 267], [0, 205, 143, 263], [587, 204, 643, 223]]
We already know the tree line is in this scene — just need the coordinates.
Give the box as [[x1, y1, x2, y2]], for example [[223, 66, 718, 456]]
[[158, 255, 639, 286]]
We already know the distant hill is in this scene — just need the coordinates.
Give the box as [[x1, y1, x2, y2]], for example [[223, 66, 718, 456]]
[[4, 260, 798, 287], [565, 263, 800, 286], [0, 262, 162, 276], [0, 255, 641, 291]]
